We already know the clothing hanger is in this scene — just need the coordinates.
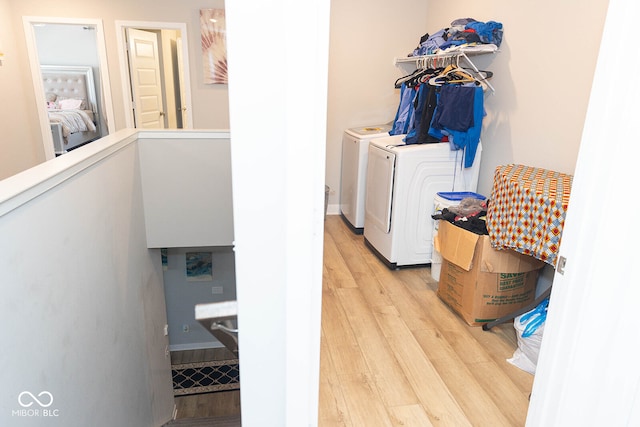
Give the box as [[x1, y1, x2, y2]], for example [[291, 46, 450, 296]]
[[394, 68, 423, 88], [446, 69, 476, 84], [460, 68, 493, 91], [428, 64, 478, 86], [395, 66, 442, 88], [462, 68, 493, 80]]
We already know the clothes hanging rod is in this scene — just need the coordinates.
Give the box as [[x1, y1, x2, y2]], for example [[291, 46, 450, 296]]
[[394, 44, 498, 66], [394, 52, 464, 65], [393, 45, 497, 93]]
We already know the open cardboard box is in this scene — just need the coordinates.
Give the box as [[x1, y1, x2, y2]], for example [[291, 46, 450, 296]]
[[435, 220, 545, 326]]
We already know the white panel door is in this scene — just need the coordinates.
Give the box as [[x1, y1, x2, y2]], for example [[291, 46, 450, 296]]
[[127, 28, 165, 129], [176, 36, 188, 128]]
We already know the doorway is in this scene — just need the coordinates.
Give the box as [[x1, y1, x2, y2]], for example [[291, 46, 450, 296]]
[[22, 16, 116, 160], [116, 21, 193, 129]]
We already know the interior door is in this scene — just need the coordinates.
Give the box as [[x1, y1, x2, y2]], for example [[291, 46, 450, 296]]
[[176, 36, 188, 128], [126, 28, 165, 129]]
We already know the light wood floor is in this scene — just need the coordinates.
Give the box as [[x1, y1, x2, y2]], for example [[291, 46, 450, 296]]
[[318, 215, 533, 426], [171, 215, 533, 425]]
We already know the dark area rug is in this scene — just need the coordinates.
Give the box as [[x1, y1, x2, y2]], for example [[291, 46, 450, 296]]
[[172, 359, 240, 396]]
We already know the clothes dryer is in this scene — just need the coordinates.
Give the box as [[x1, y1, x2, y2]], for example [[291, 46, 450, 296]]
[[364, 135, 482, 268], [339, 124, 391, 233]]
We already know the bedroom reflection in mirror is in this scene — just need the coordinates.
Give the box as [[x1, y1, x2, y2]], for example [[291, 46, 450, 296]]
[[32, 22, 110, 156], [42, 65, 101, 155]]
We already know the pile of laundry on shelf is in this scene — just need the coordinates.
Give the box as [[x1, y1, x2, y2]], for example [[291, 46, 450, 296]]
[[389, 18, 504, 168], [409, 17, 504, 57]]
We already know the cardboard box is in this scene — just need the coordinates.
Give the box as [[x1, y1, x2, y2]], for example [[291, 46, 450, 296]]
[[435, 220, 545, 326]]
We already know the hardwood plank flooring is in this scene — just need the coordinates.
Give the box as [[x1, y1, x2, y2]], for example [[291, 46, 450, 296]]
[[318, 215, 533, 426], [168, 215, 533, 425]]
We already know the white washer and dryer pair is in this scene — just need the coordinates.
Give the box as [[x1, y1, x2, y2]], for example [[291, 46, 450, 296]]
[[363, 135, 482, 269], [339, 124, 391, 233]]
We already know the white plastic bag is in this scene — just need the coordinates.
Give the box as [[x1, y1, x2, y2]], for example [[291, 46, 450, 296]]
[[507, 298, 548, 374]]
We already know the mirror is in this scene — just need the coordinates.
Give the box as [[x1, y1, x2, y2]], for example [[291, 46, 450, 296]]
[[41, 64, 102, 155], [115, 21, 193, 129], [23, 17, 115, 160]]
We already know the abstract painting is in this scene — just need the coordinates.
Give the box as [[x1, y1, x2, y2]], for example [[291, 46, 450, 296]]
[[200, 8, 228, 84], [185, 251, 213, 281]]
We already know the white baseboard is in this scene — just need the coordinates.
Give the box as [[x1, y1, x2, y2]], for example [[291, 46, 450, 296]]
[[169, 341, 225, 352], [327, 203, 340, 215]]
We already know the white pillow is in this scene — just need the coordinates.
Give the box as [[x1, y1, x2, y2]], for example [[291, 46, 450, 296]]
[[57, 98, 84, 110]]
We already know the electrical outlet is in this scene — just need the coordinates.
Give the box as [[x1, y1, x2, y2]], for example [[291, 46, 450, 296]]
[[212, 286, 223, 294], [165, 345, 170, 358], [182, 324, 189, 333]]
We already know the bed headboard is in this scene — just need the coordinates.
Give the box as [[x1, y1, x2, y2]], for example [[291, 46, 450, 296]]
[[41, 65, 98, 114]]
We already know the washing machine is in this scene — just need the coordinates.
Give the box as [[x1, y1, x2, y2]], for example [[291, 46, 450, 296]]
[[339, 124, 391, 233], [363, 134, 482, 268]]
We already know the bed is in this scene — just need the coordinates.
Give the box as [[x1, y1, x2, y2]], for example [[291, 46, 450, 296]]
[[41, 65, 101, 155]]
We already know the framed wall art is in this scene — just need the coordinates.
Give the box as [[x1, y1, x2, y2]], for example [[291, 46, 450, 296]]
[[185, 251, 213, 281], [200, 8, 228, 84]]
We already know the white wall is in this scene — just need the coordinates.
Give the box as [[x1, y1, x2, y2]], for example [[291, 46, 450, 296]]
[[135, 130, 236, 352], [2, 0, 229, 178], [0, 130, 173, 426], [325, 0, 430, 211], [163, 246, 236, 350], [0, 0, 43, 179], [226, 0, 329, 424], [527, 0, 640, 424], [421, 0, 609, 195], [325, 0, 609, 210], [137, 133, 233, 248], [3, 0, 611, 209], [34, 24, 100, 69]]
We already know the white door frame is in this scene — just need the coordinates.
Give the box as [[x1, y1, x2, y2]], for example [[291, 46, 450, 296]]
[[115, 21, 194, 129], [225, 1, 330, 425], [23, 16, 115, 161], [526, 0, 640, 424]]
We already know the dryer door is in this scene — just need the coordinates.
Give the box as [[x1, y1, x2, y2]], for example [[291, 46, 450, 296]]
[[365, 145, 395, 233]]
